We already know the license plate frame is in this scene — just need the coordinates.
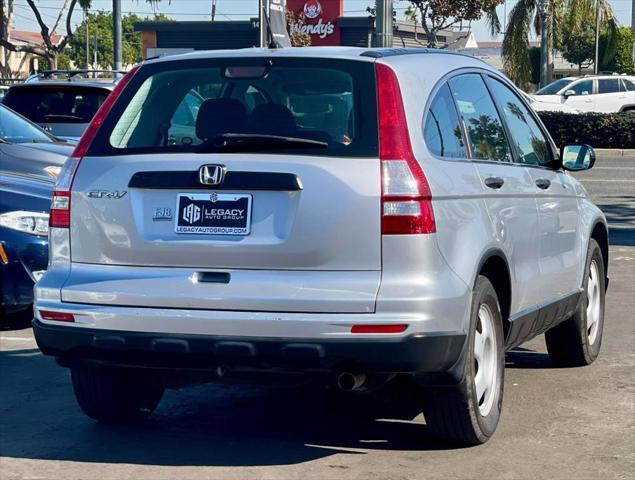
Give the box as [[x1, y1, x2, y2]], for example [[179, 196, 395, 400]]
[[175, 192, 252, 236]]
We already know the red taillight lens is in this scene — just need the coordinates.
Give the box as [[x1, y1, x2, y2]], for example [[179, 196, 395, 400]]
[[351, 324, 408, 334], [375, 63, 435, 235], [40, 310, 75, 322], [49, 190, 70, 228], [49, 66, 140, 229]]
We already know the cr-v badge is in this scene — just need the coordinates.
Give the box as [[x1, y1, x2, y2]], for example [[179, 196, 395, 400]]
[[87, 190, 127, 199]]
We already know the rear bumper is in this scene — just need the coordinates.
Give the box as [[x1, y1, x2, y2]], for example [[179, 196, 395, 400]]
[[32, 319, 466, 375]]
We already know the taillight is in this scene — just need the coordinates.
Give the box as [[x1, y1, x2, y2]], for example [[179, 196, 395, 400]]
[[375, 63, 435, 235], [49, 65, 140, 229]]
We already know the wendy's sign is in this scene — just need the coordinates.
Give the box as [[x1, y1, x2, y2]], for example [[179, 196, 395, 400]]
[[287, 0, 343, 46]]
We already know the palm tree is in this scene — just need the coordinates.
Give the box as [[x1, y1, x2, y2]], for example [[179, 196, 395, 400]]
[[493, 0, 618, 89]]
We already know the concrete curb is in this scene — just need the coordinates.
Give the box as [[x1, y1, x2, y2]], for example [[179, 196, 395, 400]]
[[595, 149, 635, 158]]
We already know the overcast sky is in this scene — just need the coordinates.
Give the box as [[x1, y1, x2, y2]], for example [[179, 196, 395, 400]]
[[10, 0, 635, 42]]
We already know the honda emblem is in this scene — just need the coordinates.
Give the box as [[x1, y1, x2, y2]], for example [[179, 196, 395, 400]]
[[199, 164, 226, 186]]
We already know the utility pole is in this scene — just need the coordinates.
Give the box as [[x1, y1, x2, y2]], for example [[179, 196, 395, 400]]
[[374, 0, 393, 47], [211, 0, 217, 21], [113, 0, 122, 71], [594, 3, 601, 74], [258, 0, 268, 47], [85, 8, 89, 69], [539, 0, 548, 88]]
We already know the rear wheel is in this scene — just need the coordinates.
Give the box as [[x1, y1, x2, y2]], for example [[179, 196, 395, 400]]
[[422, 275, 505, 445], [71, 364, 165, 424], [545, 238, 605, 367]]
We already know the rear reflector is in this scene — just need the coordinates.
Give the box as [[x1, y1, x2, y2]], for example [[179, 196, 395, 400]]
[[375, 63, 435, 235], [351, 324, 408, 334], [40, 310, 75, 322]]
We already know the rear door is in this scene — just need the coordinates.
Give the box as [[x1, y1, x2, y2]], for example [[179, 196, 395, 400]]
[[485, 75, 581, 302], [447, 73, 543, 312], [65, 57, 382, 313], [593, 78, 624, 113]]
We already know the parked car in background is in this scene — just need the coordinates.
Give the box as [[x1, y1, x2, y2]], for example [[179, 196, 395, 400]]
[[521, 91, 580, 114], [1, 70, 120, 141], [0, 104, 73, 320], [0, 85, 9, 100], [533, 75, 635, 113], [34, 48, 607, 446]]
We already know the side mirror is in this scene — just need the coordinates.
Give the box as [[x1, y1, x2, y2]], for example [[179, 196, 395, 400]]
[[563, 89, 576, 98], [561, 144, 595, 171]]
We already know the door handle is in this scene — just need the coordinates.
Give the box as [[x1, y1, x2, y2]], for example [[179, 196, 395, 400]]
[[535, 178, 551, 190], [484, 177, 505, 189]]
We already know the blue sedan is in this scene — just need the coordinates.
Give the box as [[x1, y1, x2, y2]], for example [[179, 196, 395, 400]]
[[0, 104, 74, 320]]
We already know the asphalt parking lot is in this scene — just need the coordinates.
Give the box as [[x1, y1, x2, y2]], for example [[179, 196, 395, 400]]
[[1, 154, 633, 480]]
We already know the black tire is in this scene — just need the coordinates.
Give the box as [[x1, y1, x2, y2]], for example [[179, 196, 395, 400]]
[[422, 275, 505, 445], [545, 238, 605, 367], [71, 364, 165, 424]]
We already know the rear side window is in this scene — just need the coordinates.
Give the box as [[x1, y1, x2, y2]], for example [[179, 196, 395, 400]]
[[448, 74, 511, 162], [3, 86, 109, 124], [98, 58, 378, 158], [598, 78, 620, 94], [569, 80, 593, 95], [624, 79, 635, 92], [423, 84, 467, 158]]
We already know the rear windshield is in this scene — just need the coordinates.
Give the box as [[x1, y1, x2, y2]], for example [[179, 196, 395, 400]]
[[3, 85, 110, 124], [90, 58, 378, 157]]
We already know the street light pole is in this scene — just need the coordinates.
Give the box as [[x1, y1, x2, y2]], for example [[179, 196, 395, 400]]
[[259, 0, 268, 47], [539, 0, 549, 88], [113, 0, 122, 70]]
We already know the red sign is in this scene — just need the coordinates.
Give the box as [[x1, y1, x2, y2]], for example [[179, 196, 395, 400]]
[[287, 0, 343, 46]]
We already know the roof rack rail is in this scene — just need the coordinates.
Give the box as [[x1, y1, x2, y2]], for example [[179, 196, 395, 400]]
[[25, 69, 127, 83]]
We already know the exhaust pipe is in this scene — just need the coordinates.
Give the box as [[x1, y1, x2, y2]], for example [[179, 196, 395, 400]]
[[337, 372, 367, 392]]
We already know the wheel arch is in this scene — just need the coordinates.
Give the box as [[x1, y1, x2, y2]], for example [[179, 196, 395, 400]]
[[476, 250, 512, 338], [590, 220, 609, 282]]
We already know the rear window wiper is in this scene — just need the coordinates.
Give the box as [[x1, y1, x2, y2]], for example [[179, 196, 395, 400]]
[[196, 133, 328, 153]]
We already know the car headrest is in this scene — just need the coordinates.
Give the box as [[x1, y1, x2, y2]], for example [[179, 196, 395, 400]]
[[249, 104, 296, 136], [195, 98, 248, 142]]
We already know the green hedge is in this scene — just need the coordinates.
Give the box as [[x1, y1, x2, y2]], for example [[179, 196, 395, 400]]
[[537, 111, 635, 149]]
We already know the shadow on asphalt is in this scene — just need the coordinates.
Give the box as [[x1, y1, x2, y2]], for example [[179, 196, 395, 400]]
[[0, 347, 475, 467], [597, 198, 635, 247]]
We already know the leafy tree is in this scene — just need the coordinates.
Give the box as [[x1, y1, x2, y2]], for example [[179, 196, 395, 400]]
[[401, 0, 504, 47], [0, 0, 164, 75], [69, 11, 169, 69], [599, 26, 635, 74], [528, 46, 541, 84], [494, 0, 618, 89], [558, 3, 597, 74], [285, 8, 311, 47]]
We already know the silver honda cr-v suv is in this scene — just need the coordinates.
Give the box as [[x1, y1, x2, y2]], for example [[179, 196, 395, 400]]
[[33, 47, 608, 445]]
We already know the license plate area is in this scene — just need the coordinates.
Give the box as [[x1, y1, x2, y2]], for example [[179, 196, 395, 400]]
[[175, 193, 252, 235]]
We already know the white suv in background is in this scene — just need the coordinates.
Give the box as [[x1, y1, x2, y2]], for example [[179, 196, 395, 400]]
[[34, 48, 608, 445], [533, 75, 635, 113]]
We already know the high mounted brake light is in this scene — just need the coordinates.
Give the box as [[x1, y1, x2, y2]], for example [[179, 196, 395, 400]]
[[49, 65, 140, 229], [375, 63, 435, 235]]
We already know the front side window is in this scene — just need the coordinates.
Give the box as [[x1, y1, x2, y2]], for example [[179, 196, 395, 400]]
[[100, 59, 378, 158], [423, 84, 467, 158], [623, 79, 635, 92], [569, 80, 593, 95], [598, 78, 621, 94], [487, 78, 552, 167], [535, 78, 573, 95], [448, 74, 511, 162]]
